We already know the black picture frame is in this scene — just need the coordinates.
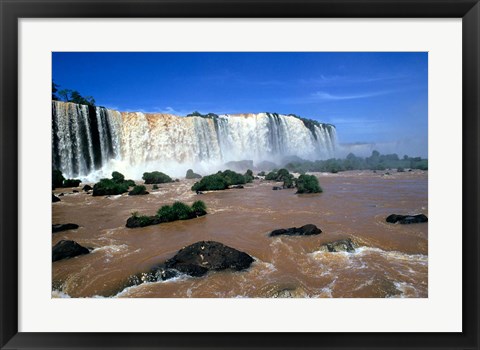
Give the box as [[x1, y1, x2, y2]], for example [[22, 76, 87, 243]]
[[1, 0, 479, 349]]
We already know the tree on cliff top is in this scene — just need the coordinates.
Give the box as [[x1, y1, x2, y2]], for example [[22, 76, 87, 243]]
[[53, 81, 96, 106]]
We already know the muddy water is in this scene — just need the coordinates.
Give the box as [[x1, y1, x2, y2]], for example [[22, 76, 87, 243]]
[[52, 170, 428, 298]]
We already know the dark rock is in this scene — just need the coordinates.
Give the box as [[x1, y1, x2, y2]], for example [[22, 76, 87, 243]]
[[125, 215, 162, 228], [272, 186, 282, 190], [163, 241, 254, 278], [72, 190, 79, 193], [386, 214, 428, 224], [186, 169, 202, 179], [231, 185, 244, 189], [52, 223, 79, 233], [52, 240, 90, 262], [82, 184, 93, 192], [175, 179, 180, 182], [52, 194, 61, 203], [318, 238, 356, 253], [58, 193, 64, 197], [138, 264, 181, 282], [128, 191, 149, 196], [269, 224, 322, 237], [268, 287, 307, 298], [196, 190, 204, 195]]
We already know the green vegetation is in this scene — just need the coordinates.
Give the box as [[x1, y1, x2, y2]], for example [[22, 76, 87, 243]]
[[93, 178, 129, 196], [62, 179, 81, 187], [285, 151, 428, 173], [52, 81, 95, 106], [152, 184, 159, 190], [191, 170, 249, 191], [186, 169, 202, 179], [191, 173, 229, 191], [257, 171, 266, 177], [52, 169, 65, 189], [142, 171, 173, 184], [92, 171, 135, 196], [129, 185, 148, 196], [51, 169, 82, 188], [264, 168, 296, 188], [295, 174, 323, 194], [186, 111, 219, 119], [126, 200, 208, 228], [191, 200, 207, 215], [244, 169, 254, 183]]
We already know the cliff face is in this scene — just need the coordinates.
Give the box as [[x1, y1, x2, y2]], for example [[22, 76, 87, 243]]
[[52, 101, 337, 178]]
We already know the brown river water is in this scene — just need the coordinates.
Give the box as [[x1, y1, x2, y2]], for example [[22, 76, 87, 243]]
[[52, 170, 428, 298]]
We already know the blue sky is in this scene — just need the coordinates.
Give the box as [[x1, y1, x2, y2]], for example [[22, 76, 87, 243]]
[[53, 52, 428, 156]]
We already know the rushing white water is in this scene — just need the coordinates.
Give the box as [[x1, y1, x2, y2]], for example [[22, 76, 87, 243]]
[[52, 101, 338, 179]]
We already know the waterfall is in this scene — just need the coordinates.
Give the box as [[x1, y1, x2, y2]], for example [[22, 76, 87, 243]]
[[52, 101, 338, 179]]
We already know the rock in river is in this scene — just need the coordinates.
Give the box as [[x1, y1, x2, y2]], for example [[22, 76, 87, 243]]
[[52, 223, 79, 233], [269, 224, 322, 237], [386, 214, 428, 224], [52, 193, 61, 202], [126, 241, 255, 288], [163, 241, 255, 277], [82, 184, 93, 192], [318, 238, 356, 253], [52, 240, 90, 262]]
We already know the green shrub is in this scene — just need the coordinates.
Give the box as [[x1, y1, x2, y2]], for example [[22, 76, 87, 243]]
[[191, 173, 229, 191], [92, 178, 129, 196], [191, 170, 248, 191], [282, 175, 295, 189], [62, 178, 81, 187], [152, 184, 159, 190], [221, 170, 246, 186], [265, 171, 278, 180], [171, 201, 193, 220], [112, 171, 125, 183], [156, 205, 177, 222], [264, 168, 295, 188], [191, 200, 207, 215], [156, 201, 207, 222], [295, 174, 323, 194], [52, 169, 65, 189], [276, 168, 290, 180], [244, 169, 254, 183], [129, 185, 148, 196], [257, 171, 266, 177], [143, 171, 173, 184], [124, 179, 136, 187], [186, 169, 202, 179]]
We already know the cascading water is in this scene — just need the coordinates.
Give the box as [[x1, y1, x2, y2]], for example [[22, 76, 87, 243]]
[[52, 101, 338, 179]]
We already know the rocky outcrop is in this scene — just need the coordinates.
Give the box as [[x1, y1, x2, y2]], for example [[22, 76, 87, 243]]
[[386, 214, 428, 224], [52, 240, 90, 262], [186, 169, 202, 179], [269, 224, 322, 237], [163, 241, 254, 277], [272, 186, 282, 190], [52, 193, 61, 203], [125, 215, 162, 228], [132, 241, 255, 284], [52, 223, 79, 233], [318, 238, 356, 253], [82, 184, 93, 192]]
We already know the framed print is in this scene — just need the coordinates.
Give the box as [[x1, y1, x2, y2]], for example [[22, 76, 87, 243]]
[[1, 0, 479, 349]]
